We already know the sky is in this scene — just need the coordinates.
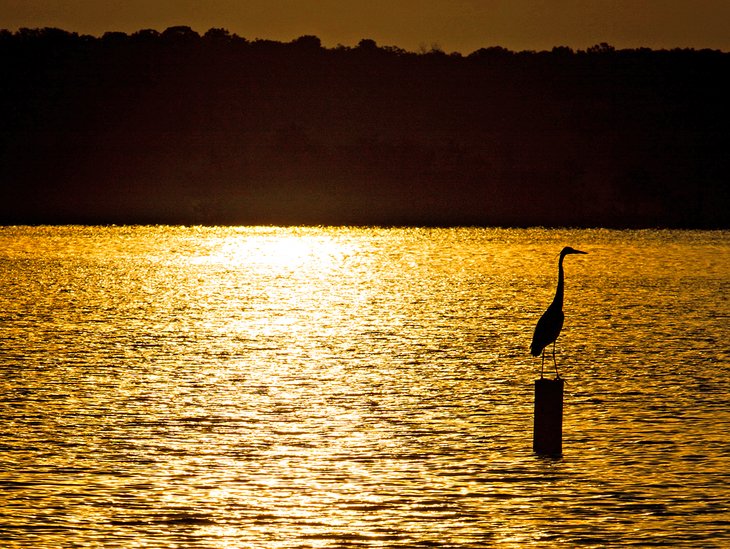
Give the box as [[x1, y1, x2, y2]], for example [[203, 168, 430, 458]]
[[1, 0, 729, 53]]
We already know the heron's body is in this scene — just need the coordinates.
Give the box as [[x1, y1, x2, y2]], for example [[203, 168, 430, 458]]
[[530, 303, 564, 359], [530, 246, 586, 378]]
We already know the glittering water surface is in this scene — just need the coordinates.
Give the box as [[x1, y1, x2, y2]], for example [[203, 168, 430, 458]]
[[1, 226, 728, 548]]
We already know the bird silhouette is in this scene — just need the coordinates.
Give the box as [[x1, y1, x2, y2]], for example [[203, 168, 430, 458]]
[[530, 246, 587, 378]]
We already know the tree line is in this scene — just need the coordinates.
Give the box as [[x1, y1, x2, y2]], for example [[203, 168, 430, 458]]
[[1, 26, 728, 227]]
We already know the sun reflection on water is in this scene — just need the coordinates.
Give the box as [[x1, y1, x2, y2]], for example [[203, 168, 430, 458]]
[[0, 227, 728, 547]]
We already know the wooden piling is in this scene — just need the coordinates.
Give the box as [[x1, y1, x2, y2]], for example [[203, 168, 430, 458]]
[[533, 378, 564, 456]]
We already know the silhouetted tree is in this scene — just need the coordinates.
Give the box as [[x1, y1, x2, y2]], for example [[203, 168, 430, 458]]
[[357, 38, 378, 50], [130, 29, 160, 44], [203, 28, 233, 43], [291, 35, 321, 50], [101, 31, 128, 44], [551, 46, 574, 56], [0, 27, 727, 227], [587, 42, 616, 54], [161, 25, 200, 43]]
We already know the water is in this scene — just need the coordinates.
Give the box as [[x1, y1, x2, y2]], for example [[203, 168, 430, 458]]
[[0, 226, 728, 548]]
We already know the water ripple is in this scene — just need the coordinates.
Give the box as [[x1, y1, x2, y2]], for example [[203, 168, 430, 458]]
[[0, 226, 728, 548]]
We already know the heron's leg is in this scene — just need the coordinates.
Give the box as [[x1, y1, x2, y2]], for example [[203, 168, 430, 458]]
[[540, 350, 545, 378], [552, 341, 561, 379]]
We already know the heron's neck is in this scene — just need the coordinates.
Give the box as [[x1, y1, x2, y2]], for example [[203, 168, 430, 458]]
[[552, 255, 565, 308]]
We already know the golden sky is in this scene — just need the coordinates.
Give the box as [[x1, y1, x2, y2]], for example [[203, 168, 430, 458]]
[[2, 0, 729, 53]]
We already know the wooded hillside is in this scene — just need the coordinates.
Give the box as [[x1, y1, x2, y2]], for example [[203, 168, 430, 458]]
[[1, 27, 728, 227]]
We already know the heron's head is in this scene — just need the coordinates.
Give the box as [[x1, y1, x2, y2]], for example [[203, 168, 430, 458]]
[[560, 246, 588, 257]]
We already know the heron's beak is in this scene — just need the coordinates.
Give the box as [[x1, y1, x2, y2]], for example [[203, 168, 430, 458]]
[[574, 249, 588, 255]]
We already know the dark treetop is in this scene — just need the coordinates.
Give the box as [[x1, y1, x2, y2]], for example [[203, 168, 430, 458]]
[[1, 27, 728, 227]]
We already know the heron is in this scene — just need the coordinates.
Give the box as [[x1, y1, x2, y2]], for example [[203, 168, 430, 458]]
[[530, 246, 587, 378]]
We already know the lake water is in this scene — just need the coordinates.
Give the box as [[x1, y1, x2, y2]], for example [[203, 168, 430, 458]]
[[0, 226, 728, 548]]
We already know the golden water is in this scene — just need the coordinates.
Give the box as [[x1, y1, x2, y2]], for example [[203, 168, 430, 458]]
[[1, 226, 728, 547]]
